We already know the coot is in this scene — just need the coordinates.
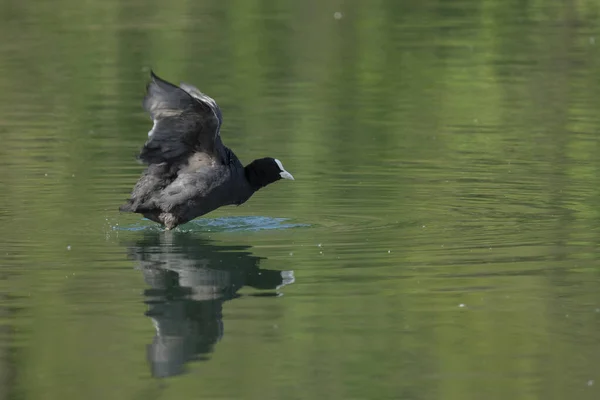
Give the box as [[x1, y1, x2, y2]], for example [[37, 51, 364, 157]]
[[119, 71, 294, 229]]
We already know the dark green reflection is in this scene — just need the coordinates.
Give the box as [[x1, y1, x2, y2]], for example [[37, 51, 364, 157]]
[[124, 232, 294, 378]]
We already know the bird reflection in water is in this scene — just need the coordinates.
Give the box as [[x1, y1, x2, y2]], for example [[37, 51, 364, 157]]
[[124, 231, 295, 378]]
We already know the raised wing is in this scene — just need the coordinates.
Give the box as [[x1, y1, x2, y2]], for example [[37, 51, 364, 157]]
[[138, 71, 223, 164]]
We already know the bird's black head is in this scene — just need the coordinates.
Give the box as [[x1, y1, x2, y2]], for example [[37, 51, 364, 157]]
[[244, 157, 294, 190]]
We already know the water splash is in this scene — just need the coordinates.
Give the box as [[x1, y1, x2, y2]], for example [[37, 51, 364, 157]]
[[114, 216, 309, 233]]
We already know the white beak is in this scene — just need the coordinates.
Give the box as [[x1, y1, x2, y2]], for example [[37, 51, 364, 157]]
[[275, 159, 294, 180], [280, 171, 294, 180]]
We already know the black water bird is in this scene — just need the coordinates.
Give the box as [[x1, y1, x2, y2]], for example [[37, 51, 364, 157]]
[[119, 71, 294, 229]]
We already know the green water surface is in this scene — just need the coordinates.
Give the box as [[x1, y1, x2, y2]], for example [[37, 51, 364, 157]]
[[1, 0, 600, 399]]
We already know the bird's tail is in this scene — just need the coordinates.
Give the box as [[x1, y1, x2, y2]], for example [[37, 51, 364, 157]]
[[120, 198, 156, 213], [119, 201, 134, 212]]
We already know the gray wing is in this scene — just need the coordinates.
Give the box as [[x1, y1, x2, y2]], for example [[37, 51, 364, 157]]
[[157, 164, 232, 213], [138, 71, 224, 165]]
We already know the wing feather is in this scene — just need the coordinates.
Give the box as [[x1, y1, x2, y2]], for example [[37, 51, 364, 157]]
[[138, 71, 223, 165]]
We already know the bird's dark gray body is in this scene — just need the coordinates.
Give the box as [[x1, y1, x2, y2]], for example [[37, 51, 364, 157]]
[[120, 72, 294, 229], [132, 152, 252, 228]]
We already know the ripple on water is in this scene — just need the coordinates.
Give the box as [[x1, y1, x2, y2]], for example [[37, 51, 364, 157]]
[[113, 216, 310, 233]]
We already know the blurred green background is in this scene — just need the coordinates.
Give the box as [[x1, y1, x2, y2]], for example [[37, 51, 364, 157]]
[[1, 0, 600, 399]]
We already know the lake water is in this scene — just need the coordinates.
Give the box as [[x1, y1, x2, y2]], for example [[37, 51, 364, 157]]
[[1, 1, 600, 399]]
